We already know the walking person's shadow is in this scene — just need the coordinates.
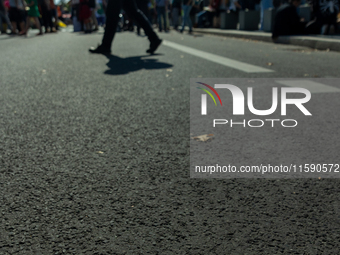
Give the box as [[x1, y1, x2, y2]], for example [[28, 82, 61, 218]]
[[104, 54, 173, 75]]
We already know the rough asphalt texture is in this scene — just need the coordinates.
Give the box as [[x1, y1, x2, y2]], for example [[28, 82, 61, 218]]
[[0, 29, 340, 254]]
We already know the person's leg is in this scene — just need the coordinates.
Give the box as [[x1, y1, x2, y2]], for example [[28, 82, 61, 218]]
[[123, 0, 161, 53], [90, 0, 161, 54], [158, 7, 163, 31], [25, 16, 30, 32], [42, 6, 52, 31], [11, 20, 17, 33], [148, 8, 152, 24], [89, 16, 93, 31], [156, 6, 162, 31], [2, 11, 13, 31], [161, 7, 167, 31], [18, 21, 25, 34], [18, 10, 25, 34], [11, 22, 17, 32], [54, 9, 59, 30], [171, 8, 175, 29], [140, 4, 149, 23], [260, 0, 265, 30], [181, 5, 189, 32], [9, 8, 18, 33], [330, 13, 337, 34], [101, 0, 123, 49], [85, 19, 91, 32], [88, 17, 93, 31], [123, 0, 158, 41], [91, 9, 99, 30], [34, 16, 43, 34], [187, 5, 192, 32], [136, 3, 149, 34], [48, 9, 56, 31], [172, 7, 179, 29], [97, 16, 103, 26], [0, 11, 3, 32], [196, 11, 203, 28], [40, 4, 49, 32]]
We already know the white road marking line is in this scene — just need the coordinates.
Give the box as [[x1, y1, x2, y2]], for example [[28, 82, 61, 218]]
[[275, 80, 340, 93], [162, 40, 274, 73]]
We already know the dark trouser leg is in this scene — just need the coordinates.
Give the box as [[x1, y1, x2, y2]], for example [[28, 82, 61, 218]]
[[162, 7, 167, 30], [136, 3, 149, 33], [157, 7, 166, 31], [139, 5, 150, 21], [50, 9, 56, 29], [123, 0, 158, 41], [157, 7, 162, 30], [40, 4, 50, 30], [0, 10, 13, 30], [101, 0, 122, 49], [172, 8, 179, 29]]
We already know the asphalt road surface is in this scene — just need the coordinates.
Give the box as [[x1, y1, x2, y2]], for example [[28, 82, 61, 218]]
[[1, 28, 340, 254]]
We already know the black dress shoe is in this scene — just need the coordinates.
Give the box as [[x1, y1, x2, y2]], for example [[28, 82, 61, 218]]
[[146, 39, 162, 54], [89, 45, 111, 54]]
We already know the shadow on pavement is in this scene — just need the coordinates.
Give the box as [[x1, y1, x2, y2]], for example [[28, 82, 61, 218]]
[[104, 54, 173, 75]]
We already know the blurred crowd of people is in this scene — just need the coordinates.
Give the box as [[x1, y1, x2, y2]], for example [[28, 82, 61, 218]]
[[196, 0, 339, 36], [0, 0, 60, 35], [196, 0, 339, 35], [71, 0, 101, 33], [1, 0, 339, 37], [272, 0, 339, 38], [70, 0, 204, 34]]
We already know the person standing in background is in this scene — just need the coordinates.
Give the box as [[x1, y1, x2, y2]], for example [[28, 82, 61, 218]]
[[49, 0, 58, 30], [95, 0, 106, 27], [25, 0, 43, 35], [229, 0, 242, 12], [189, 0, 201, 27], [171, 0, 181, 30], [71, 0, 81, 31], [260, 0, 273, 30], [79, 0, 92, 32], [306, 0, 339, 34], [155, 0, 168, 31], [38, 0, 54, 32], [272, 0, 305, 39], [0, 0, 13, 33], [89, 0, 98, 31], [148, 0, 155, 23], [102, 0, 107, 13], [180, 0, 192, 33], [9, 0, 25, 34]]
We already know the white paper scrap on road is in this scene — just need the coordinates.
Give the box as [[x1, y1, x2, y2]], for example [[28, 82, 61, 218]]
[[275, 80, 340, 93], [163, 40, 274, 73]]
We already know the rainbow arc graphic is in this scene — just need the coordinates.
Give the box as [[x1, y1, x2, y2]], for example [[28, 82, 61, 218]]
[[196, 82, 222, 115], [196, 82, 222, 106]]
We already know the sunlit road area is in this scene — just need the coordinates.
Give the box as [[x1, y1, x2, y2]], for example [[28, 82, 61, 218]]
[[1, 29, 340, 254]]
